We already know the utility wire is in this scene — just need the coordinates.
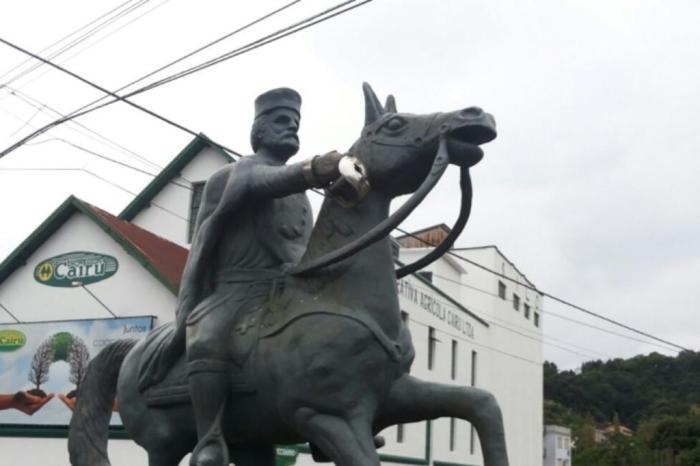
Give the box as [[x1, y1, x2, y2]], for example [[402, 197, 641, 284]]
[[0, 0, 174, 100], [391, 225, 690, 352], [0, 0, 152, 88], [0, 167, 189, 223], [0, 0, 139, 81], [0, 302, 21, 323], [76, 283, 118, 318], [0, 0, 374, 158], [0, 36, 243, 158], [0, 104, 191, 190], [423, 269, 679, 354], [7, 85, 164, 171]]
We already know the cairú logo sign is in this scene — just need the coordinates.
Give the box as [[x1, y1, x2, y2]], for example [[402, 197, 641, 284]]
[[0, 329, 27, 351], [34, 251, 119, 287]]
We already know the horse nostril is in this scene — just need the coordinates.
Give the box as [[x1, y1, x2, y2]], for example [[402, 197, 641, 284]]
[[460, 107, 483, 118]]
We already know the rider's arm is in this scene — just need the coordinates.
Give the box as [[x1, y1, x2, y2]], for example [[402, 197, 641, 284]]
[[248, 152, 343, 199]]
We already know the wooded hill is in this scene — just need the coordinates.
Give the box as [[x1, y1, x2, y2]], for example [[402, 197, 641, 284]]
[[544, 351, 700, 466], [545, 350, 700, 428]]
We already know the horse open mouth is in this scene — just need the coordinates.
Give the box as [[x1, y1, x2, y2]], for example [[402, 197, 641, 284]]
[[446, 123, 497, 166]]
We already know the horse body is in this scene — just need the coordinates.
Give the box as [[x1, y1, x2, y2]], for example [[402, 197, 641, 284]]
[[69, 84, 508, 466]]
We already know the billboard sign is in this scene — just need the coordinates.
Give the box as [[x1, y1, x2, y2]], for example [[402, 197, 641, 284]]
[[34, 251, 119, 287], [0, 316, 153, 426]]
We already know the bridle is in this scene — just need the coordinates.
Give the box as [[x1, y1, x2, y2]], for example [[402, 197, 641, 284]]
[[291, 135, 473, 278]]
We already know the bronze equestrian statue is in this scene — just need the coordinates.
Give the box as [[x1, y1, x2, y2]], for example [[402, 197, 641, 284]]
[[68, 83, 509, 466]]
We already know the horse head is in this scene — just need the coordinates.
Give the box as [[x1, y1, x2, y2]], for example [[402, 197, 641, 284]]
[[351, 83, 497, 197]]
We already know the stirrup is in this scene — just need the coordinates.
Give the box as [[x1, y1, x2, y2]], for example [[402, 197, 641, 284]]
[[191, 403, 229, 466]]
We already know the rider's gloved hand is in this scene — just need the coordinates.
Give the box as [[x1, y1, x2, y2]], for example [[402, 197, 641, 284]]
[[306, 151, 343, 187]]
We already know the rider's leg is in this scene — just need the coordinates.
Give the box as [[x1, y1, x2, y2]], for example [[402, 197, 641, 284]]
[[187, 311, 235, 466], [187, 361, 231, 466]]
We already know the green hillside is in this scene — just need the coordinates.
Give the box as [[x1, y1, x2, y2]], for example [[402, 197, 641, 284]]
[[544, 351, 700, 466]]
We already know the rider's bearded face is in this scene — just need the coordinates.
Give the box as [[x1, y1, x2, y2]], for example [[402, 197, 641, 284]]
[[256, 108, 300, 160]]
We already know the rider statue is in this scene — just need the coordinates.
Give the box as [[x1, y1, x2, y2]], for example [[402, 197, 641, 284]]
[[140, 88, 343, 466]]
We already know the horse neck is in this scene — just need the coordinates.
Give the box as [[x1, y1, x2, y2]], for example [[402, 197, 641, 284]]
[[301, 190, 400, 338]]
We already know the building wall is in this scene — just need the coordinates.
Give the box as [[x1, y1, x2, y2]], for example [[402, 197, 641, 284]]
[[129, 146, 230, 247], [0, 213, 177, 325], [543, 425, 571, 466]]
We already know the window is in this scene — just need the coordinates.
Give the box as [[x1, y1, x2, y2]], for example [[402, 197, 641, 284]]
[[417, 271, 433, 283], [451, 340, 458, 380], [188, 181, 206, 243], [498, 281, 506, 299], [428, 327, 437, 370], [512, 293, 520, 311], [449, 417, 456, 451], [524, 303, 530, 319], [397, 423, 404, 443], [400, 311, 409, 323], [564, 438, 569, 450], [534, 312, 540, 328], [557, 436, 563, 448], [470, 350, 477, 386]]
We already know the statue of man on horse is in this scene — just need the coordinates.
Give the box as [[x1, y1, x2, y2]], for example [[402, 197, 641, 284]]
[[69, 83, 510, 466], [138, 88, 346, 466]]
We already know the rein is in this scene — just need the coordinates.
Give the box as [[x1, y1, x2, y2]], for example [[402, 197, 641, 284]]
[[394, 163, 471, 278], [291, 137, 451, 276]]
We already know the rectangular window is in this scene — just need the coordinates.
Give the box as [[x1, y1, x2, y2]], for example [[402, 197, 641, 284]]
[[498, 281, 506, 299], [512, 293, 520, 311], [524, 303, 530, 319], [449, 417, 456, 451], [397, 423, 404, 443], [417, 271, 433, 283], [471, 350, 477, 386], [534, 312, 540, 328], [451, 340, 458, 380], [557, 436, 563, 448], [188, 181, 206, 243], [400, 310, 409, 323], [428, 327, 437, 370]]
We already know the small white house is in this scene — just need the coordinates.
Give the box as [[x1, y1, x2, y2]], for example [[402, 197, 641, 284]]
[[543, 425, 571, 466]]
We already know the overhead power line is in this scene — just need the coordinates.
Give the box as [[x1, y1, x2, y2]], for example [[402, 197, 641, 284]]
[[392, 225, 690, 352], [0, 167, 189, 223], [0, 36, 244, 158], [0, 0, 374, 159], [0, 0, 153, 89], [0, 0, 141, 82]]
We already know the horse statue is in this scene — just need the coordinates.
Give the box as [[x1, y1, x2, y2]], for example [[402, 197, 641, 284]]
[[68, 83, 509, 466]]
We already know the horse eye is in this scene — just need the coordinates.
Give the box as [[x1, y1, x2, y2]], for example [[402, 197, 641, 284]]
[[383, 117, 406, 132]]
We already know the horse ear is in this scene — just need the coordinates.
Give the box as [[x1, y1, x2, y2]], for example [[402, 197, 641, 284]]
[[384, 95, 397, 113], [363, 82, 383, 126]]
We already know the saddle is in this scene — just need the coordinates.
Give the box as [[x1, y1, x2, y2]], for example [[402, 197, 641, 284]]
[[141, 280, 404, 407]]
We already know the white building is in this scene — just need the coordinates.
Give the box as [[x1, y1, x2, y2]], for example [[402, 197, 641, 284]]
[[543, 425, 571, 466], [0, 135, 543, 466]]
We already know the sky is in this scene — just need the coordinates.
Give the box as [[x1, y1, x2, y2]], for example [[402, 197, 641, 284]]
[[0, 0, 698, 371]]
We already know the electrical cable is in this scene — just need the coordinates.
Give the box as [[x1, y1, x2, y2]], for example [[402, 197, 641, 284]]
[[0, 104, 192, 190], [0, 0, 375, 159], [0, 302, 21, 323], [422, 269, 679, 354], [0, 0, 152, 89], [0, 0, 175, 101], [0, 167, 189, 222], [0, 0, 140, 81], [391, 225, 690, 352]]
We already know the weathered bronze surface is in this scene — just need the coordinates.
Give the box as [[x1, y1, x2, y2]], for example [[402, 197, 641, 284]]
[[68, 83, 508, 466]]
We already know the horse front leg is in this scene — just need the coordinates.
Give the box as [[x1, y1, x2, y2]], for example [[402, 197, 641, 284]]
[[377, 375, 509, 466]]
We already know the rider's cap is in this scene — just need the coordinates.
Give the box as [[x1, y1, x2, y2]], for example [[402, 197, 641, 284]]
[[254, 88, 301, 119]]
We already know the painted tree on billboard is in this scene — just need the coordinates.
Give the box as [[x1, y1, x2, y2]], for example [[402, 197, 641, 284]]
[[28, 338, 53, 396]]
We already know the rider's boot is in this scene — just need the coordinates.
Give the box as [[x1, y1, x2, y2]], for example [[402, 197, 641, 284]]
[[189, 368, 230, 466]]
